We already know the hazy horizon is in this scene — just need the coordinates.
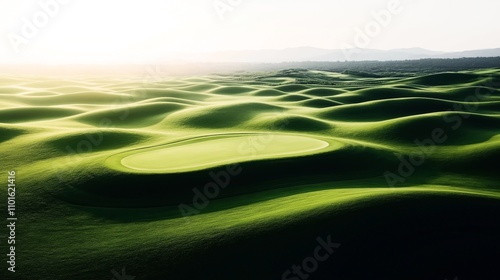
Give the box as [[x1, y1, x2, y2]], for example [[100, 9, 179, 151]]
[[2, 2, 500, 279], [1, 0, 500, 64]]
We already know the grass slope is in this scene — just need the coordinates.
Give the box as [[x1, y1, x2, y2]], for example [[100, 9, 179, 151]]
[[0, 69, 499, 280]]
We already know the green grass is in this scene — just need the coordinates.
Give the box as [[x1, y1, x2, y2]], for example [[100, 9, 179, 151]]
[[0, 69, 500, 279], [110, 134, 332, 173]]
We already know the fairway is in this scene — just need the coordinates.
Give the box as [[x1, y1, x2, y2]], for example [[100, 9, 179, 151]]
[[1, 68, 500, 279], [115, 134, 330, 173], [3, 0, 500, 278]]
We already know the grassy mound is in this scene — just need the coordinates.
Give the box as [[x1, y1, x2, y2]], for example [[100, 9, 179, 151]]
[[1, 68, 500, 280]]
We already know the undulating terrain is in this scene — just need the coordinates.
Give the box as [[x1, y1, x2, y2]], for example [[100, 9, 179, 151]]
[[1, 68, 500, 279]]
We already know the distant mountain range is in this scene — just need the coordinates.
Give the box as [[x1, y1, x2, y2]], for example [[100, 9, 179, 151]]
[[180, 47, 500, 63]]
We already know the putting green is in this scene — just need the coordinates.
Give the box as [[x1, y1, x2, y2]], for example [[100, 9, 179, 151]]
[[111, 134, 332, 173]]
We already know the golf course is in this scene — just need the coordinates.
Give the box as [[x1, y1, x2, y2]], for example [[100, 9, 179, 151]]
[[1, 68, 500, 279]]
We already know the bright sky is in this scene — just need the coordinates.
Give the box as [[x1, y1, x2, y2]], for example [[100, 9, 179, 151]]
[[1, 0, 499, 64]]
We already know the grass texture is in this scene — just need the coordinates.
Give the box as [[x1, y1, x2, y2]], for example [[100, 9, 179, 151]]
[[1, 69, 500, 279]]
